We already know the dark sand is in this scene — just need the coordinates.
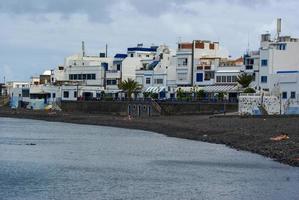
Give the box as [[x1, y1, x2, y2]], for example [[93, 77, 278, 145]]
[[1, 107, 299, 167]]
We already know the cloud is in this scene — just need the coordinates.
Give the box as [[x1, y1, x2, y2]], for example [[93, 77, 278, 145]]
[[0, 0, 298, 80], [0, 65, 13, 82]]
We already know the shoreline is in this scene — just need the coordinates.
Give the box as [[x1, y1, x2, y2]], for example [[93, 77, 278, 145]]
[[0, 107, 299, 167]]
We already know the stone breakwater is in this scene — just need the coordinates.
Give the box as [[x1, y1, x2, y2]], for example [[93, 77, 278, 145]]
[[0, 107, 298, 167]]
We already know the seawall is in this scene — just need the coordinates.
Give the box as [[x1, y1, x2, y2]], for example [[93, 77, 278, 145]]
[[60, 100, 238, 116]]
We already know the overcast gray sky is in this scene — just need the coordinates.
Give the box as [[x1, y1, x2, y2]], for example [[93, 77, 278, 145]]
[[1, 0, 298, 81]]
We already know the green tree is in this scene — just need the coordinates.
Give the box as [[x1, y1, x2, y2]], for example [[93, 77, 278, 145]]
[[243, 87, 256, 93], [176, 88, 185, 100], [237, 73, 253, 88], [118, 78, 142, 100], [196, 90, 205, 100]]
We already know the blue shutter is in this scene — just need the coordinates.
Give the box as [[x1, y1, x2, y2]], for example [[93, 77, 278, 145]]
[[196, 73, 203, 82]]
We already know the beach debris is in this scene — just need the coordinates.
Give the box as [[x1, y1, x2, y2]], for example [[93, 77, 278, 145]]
[[25, 143, 36, 146], [270, 134, 289, 141]]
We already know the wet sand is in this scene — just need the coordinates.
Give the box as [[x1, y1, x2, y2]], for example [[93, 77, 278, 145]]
[[1, 107, 299, 167]]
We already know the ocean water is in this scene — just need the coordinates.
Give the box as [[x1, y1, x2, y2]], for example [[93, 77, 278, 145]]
[[0, 117, 298, 200]]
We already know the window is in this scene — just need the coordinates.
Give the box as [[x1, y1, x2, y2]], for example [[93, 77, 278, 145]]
[[177, 73, 187, 81], [196, 73, 203, 82], [22, 89, 30, 97], [87, 74, 91, 80], [246, 65, 253, 70], [246, 59, 254, 65], [216, 76, 221, 83], [63, 91, 69, 98], [221, 76, 227, 83], [130, 53, 134, 57], [117, 64, 121, 71], [282, 92, 287, 99], [291, 91, 296, 99], [69, 74, 73, 80], [73, 74, 78, 80], [91, 74, 96, 80], [154, 79, 163, 84], [261, 76, 267, 83], [83, 74, 87, 80], [146, 78, 151, 84], [52, 93, 56, 98], [74, 91, 77, 98], [78, 74, 82, 80], [204, 71, 213, 81], [232, 76, 237, 82], [58, 66, 64, 70], [278, 44, 286, 50], [227, 76, 232, 83], [261, 59, 268, 66], [183, 58, 188, 65], [107, 79, 117, 85]]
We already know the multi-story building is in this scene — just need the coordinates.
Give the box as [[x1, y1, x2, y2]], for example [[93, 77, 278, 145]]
[[121, 44, 158, 81], [51, 42, 115, 100], [243, 50, 260, 88], [176, 40, 228, 87], [135, 45, 177, 98], [215, 57, 243, 85], [257, 19, 299, 106]]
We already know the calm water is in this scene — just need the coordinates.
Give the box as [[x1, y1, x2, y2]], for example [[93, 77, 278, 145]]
[[0, 117, 299, 200]]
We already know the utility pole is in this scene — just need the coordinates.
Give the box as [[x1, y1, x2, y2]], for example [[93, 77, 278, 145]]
[[105, 44, 108, 58]]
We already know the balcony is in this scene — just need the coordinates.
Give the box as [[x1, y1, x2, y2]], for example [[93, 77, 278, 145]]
[[106, 70, 121, 79]]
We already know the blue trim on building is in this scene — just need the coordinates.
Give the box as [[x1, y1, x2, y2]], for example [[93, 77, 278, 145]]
[[277, 70, 299, 74], [114, 54, 127, 59], [127, 47, 158, 52]]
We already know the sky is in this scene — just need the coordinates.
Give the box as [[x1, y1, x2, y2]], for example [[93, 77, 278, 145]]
[[1, 0, 299, 81]]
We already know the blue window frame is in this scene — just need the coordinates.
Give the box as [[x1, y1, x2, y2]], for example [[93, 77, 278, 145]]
[[196, 73, 203, 82], [291, 91, 296, 99], [261, 76, 267, 83], [261, 59, 268, 66], [282, 92, 287, 99]]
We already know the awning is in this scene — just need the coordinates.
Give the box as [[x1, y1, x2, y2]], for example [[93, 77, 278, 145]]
[[175, 87, 204, 92], [145, 86, 166, 93], [203, 85, 239, 93]]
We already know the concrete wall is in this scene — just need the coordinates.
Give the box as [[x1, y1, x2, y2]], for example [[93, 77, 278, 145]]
[[239, 95, 281, 115], [160, 102, 238, 115], [61, 101, 238, 116]]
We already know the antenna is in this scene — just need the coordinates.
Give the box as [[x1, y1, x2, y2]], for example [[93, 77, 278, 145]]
[[277, 18, 282, 40], [177, 36, 182, 44], [247, 32, 250, 54], [82, 41, 86, 57]]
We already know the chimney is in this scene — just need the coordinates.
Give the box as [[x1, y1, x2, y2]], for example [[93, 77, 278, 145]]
[[82, 41, 86, 57]]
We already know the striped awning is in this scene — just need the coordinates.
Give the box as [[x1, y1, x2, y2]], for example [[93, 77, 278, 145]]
[[203, 85, 239, 93], [145, 86, 166, 93]]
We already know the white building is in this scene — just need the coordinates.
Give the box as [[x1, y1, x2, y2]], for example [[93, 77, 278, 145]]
[[239, 19, 299, 115], [135, 45, 177, 98], [51, 42, 116, 100], [176, 40, 229, 87], [257, 19, 299, 111], [121, 44, 158, 81]]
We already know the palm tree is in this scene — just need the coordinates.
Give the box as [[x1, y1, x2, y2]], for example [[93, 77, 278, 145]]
[[118, 78, 142, 100], [237, 73, 253, 88]]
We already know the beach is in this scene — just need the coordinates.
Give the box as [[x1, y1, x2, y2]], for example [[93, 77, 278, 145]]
[[0, 107, 298, 167]]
